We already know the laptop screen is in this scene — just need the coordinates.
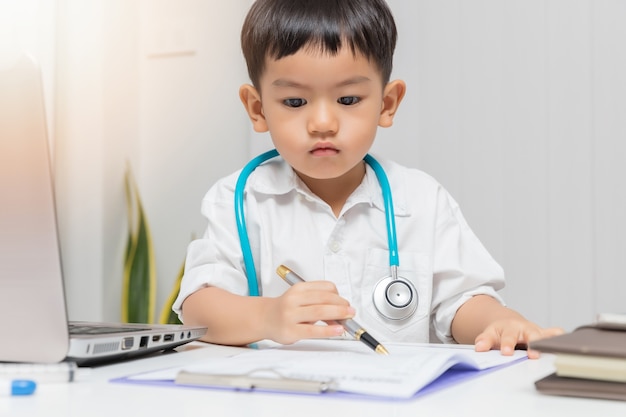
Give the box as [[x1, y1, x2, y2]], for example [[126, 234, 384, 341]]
[[1, 55, 207, 366], [0, 54, 70, 363]]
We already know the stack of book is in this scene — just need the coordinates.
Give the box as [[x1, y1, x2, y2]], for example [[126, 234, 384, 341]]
[[530, 313, 626, 401]]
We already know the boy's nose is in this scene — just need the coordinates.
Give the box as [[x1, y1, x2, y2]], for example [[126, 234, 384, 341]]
[[307, 102, 338, 136]]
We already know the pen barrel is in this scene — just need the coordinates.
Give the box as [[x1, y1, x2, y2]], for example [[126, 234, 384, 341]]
[[358, 332, 380, 352], [283, 271, 304, 286], [340, 319, 362, 337], [340, 319, 388, 354], [276, 265, 305, 286], [276, 265, 388, 354]]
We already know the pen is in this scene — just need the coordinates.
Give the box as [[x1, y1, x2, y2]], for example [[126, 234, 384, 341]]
[[276, 265, 389, 355], [0, 379, 37, 396]]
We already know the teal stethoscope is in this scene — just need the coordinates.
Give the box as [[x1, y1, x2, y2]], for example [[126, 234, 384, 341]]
[[235, 149, 418, 321]]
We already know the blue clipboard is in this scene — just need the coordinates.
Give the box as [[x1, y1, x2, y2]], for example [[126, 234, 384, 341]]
[[111, 357, 526, 401]]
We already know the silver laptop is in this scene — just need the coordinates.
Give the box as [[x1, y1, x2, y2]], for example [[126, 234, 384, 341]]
[[0, 54, 206, 366]]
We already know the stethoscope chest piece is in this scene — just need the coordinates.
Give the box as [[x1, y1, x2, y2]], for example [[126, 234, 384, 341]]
[[372, 275, 418, 320]]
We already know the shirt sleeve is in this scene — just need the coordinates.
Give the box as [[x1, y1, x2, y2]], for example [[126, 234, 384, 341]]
[[430, 187, 506, 343], [172, 175, 250, 321]]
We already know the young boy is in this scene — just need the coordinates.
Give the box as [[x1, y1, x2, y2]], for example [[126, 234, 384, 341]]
[[173, 0, 562, 357]]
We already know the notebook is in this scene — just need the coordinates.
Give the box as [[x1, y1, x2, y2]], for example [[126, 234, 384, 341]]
[[0, 53, 206, 367], [529, 324, 626, 401], [115, 340, 527, 400], [529, 325, 626, 359], [534, 372, 626, 402]]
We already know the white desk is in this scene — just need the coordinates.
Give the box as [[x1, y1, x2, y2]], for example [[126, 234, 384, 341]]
[[2, 342, 624, 417]]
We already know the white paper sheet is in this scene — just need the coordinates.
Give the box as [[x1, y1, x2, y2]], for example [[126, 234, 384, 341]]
[[126, 340, 526, 399]]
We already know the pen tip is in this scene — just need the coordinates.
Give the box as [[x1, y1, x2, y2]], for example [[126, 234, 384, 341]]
[[376, 345, 389, 355], [276, 265, 289, 279]]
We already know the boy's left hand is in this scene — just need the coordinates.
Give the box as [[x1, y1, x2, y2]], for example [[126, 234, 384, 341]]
[[474, 319, 564, 358]]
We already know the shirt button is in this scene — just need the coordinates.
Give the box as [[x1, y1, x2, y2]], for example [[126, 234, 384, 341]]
[[329, 241, 341, 252]]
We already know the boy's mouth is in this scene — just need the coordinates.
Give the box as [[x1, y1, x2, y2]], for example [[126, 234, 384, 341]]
[[310, 144, 339, 157]]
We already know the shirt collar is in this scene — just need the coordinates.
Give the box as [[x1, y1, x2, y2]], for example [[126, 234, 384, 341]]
[[246, 155, 410, 216]]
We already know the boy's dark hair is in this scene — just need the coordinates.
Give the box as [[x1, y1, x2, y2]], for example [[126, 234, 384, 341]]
[[241, 0, 397, 88]]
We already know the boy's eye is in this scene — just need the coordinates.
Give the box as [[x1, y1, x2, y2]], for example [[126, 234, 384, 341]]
[[283, 98, 307, 108], [338, 96, 360, 105]]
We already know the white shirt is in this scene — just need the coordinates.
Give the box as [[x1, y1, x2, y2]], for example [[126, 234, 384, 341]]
[[173, 155, 505, 343]]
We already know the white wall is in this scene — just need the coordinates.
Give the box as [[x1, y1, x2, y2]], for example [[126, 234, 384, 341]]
[[136, 0, 251, 322], [53, 0, 251, 321], [382, 0, 626, 331], [4, 1, 625, 332], [0, 0, 56, 145]]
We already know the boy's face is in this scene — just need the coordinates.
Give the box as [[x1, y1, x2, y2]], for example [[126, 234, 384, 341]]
[[240, 45, 405, 185]]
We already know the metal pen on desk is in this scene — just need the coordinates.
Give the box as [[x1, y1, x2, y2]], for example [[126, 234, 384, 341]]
[[276, 265, 389, 355], [0, 361, 79, 383]]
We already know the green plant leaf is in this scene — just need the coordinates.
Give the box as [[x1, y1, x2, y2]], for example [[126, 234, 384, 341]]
[[159, 259, 184, 325], [122, 167, 156, 323]]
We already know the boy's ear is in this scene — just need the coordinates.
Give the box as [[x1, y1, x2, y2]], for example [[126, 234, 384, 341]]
[[378, 79, 406, 128], [239, 84, 268, 132]]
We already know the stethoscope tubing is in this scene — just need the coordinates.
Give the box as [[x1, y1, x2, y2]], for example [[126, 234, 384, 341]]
[[235, 148, 279, 296], [363, 154, 399, 268], [235, 149, 399, 296]]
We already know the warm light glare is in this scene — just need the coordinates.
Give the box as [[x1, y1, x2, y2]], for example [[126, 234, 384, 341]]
[[0, 0, 48, 67]]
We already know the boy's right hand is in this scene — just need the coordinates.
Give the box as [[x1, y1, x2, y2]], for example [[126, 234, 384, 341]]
[[265, 281, 355, 345]]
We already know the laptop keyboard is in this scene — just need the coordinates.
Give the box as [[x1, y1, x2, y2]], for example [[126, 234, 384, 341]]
[[68, 324, 151, 335]]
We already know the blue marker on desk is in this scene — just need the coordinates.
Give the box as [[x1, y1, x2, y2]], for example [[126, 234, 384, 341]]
[[0, 379, 37, 396]]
